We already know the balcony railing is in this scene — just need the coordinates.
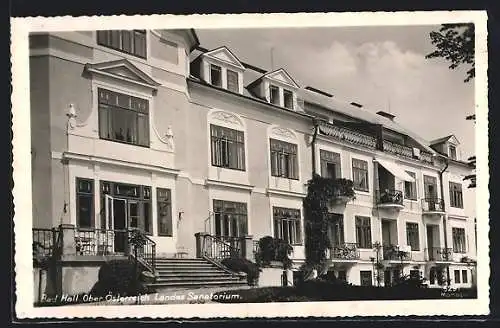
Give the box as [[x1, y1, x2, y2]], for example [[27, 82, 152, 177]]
[[376, 189, 404, 206], [382, 140, 434, 164], [198, 234, 242, 261], [425, 247, 453, 262], [382, 245, 412, 261], [421, 198, 445, 213], [331, 242, 360, 260], [33, 228, 60, 258], [318, 121, 377, 149]]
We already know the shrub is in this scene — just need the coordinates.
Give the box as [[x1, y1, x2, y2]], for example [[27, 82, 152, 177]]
[[256, 236, 293, 269], [221, 257, 261, 286], [90, 259, 155, 297]]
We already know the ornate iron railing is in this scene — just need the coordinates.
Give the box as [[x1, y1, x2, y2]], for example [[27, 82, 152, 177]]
[[331, 242, 360, 260], [200, 234, 242, 261], [33, 228, 59, 258], [421, 198, 445, 213], [129, 230, 156, 274], [425, 247, 453, 262], [318, 121, 377, 149], [382, 140, 434, 164], [382, 245, 412, 261], [376, 189, 404, 206]]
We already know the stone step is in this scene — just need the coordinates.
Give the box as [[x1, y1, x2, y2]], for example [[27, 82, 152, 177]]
[[147, 280, 247, 288], [154, 265, 216, 271], [155, 276, 244, 283], [156, 271, 232, 277], [155, 258, 207, 263]]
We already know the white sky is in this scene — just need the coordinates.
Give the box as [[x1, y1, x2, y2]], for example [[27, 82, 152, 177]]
[[196, 26, 476, 159]]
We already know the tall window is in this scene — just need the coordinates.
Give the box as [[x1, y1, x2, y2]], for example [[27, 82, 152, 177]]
[[98, 88, 149, 147], [360, 271, 373, 286], [269, 85, 280, 105], [227, 69, 239, 92], [406, 222, 420, 251], [97, 30, 147, 58], [76, 178, 94, 228], [404, 171, 417, 200], [273, 207, 302, 245], [283, 89, 294, 109], [355, 216, 372, 248], [213, 200, 248, 238], [452, 227, 466, 253], [449, 182, 464, 208], [352, 158, 369, 192], [424, 175, 438, 199], [454, 270, 461, 283], [320, 150, 341, 179], [157, 188, 172, 236], [210, 125, 246, 170], [210, 64, 222, 87], [462, 270, 468, 283], [449, 145, 457, 159], [270, 139, 299, 179]]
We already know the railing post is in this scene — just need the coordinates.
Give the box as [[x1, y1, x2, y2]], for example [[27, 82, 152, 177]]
[[59, 224, 76, 255], [240, 235, 255, 262], [195, 232, 209, 258]]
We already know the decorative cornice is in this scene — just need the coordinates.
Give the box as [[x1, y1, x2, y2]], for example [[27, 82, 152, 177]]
[[270, 126, 296, 140], [210, 110, 244, 127], [205, 179, 254, 191]]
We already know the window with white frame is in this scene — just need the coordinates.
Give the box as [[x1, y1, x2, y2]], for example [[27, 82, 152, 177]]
[[269, 85, 280, 105], [283, 89, 294, 109], [76, 178, 94, 228], [210, 124, 246, 171], [157, 188, 173, 237], [226, 69, 239, 92], [273, 207, 302, 245], [452, 227, 466, 253], [320, 150, 341, 179], [406, 222, 420, 251], [449, 145, 457, 160], [270, 139, 298, 179], [355, 216, 372, 248], [98, 88, 150, 147], [404, 171, 417, 200], [97, 30, 147, 59], [213, 200, 248, 238], [352, 158, 369, 192], [210, 64, 222, 87], [449, 182, 464, 208]]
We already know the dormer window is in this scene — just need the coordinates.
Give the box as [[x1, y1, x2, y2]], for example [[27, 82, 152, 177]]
[[270, 85, 280, 105], [227, 69, 239, 92], [284, 89, 294, 109], [449, 145, 457, 160], [210, 64, 222, 87]]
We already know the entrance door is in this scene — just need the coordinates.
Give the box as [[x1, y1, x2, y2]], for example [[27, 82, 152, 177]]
[[104, 195, 128, 253], [427, 225, 434, 260]]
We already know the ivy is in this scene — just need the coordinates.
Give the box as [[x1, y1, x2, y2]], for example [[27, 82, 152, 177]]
[[303, 174, 355, 269]]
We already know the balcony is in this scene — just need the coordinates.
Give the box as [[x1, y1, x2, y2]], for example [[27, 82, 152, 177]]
[[425, 247, 453, 262], [326, 178, 355, 208], [330, 242, 360, 261], [382, 139, 434, 164], [375, 189, 404, 209], [382, 245, 412, 261], [421, 198, 446, 214]]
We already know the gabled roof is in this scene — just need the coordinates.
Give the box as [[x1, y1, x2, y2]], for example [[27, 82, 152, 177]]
[[247, 68, 300, 90], [202, 46, 245, 70], [430, 134, 460, 146], [84, 59, 160, 90]]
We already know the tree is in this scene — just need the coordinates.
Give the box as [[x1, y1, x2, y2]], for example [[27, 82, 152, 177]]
[[427, 23, 476, 188], [425, 23, 475, 83]]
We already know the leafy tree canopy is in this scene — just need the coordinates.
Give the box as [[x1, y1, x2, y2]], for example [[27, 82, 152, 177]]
[[426, 23, 475, 83]]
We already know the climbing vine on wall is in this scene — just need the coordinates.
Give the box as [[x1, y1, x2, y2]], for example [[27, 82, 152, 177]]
[[303, 174, 355, 269]]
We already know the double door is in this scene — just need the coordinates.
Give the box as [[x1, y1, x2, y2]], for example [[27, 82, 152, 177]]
[[104, 195, 143, 253]]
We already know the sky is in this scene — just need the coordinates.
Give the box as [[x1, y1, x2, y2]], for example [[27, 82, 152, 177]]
[[196, 26, 476, 159]]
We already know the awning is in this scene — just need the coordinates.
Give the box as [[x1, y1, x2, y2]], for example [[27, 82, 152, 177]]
[[374, 158, 416, 182]]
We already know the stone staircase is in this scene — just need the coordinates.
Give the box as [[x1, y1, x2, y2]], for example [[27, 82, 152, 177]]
[[147, 257, 248, 289]]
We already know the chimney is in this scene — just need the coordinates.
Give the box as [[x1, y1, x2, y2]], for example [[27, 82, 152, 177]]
[[376, 110, 396, 121]]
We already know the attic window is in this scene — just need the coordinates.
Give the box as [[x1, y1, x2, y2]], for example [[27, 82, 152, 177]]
[[227, 69, 239, 92], [284, 90, 294, 110], [449, 145, 457, 160], [270, 85, 280, 105], [210, 64, 222, 87]]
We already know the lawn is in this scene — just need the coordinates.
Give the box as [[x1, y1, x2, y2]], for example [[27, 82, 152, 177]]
[[211, 280, 478, 303]]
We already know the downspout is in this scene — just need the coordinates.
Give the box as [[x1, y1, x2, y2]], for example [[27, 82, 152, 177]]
[[311, 118, 319, 176], [438, 156, 450, 286]]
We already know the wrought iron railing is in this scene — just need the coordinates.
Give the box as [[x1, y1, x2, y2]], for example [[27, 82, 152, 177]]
[[33, 228, 59, 258], [331, 242, 360, 260], [382, 245, 412, 261], [376, 189, 404, 206], [129, 230, 156, 274], [425, 247, 453, 262], [200, 234, 242, 261], [421, 198, 445, 212], [318, 121, 377, 149], [75, 228, 128, 255], [382, 140, 434, 164]]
